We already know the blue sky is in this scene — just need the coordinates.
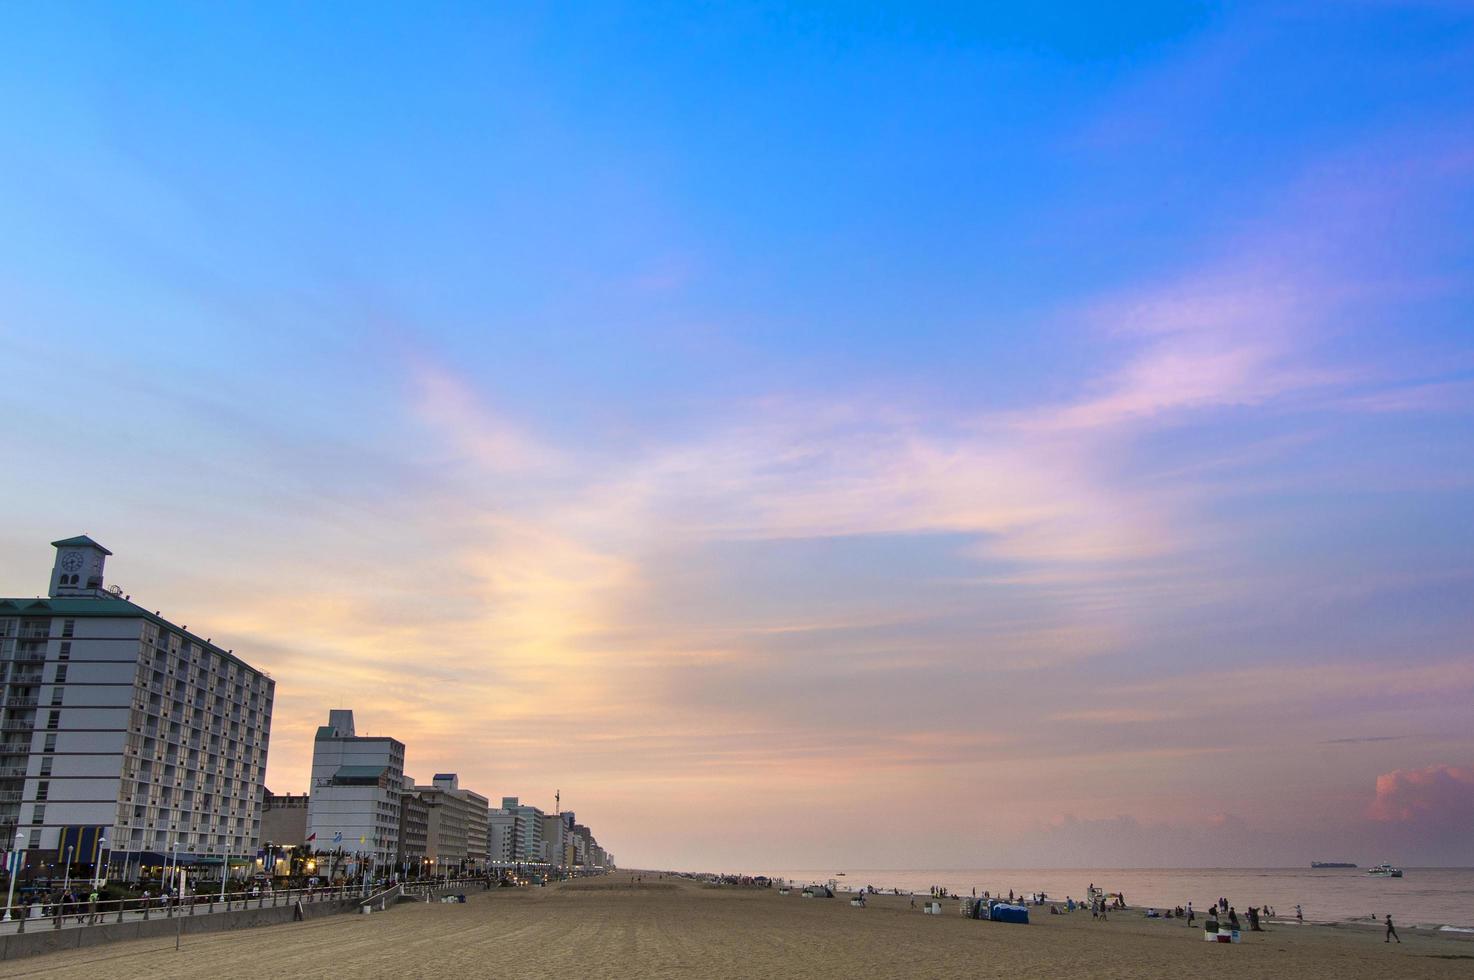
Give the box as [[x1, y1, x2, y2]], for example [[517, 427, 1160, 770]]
[[2, 2, 1473, 868]]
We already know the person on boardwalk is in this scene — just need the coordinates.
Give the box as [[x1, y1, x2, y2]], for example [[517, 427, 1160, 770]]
[[1385, 914, 1400, 943]]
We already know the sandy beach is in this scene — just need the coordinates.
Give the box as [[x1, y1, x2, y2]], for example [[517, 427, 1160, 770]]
[[0, 872, 1468, 979]]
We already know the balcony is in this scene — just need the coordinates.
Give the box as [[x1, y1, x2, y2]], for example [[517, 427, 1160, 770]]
[[0, 768, 28, 779], [0, 722, 35, 732], [4, 697, 38, 708]]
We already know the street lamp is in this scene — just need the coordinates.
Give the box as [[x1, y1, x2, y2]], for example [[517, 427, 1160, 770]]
[[219, 841, 229, 903], [3, 831, 25, 922], [91, 837, 108, 889], [167, 840, 180, 897], [61, 844, 73, 896]]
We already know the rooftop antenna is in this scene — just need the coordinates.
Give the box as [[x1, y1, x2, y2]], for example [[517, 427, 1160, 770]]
[[555, 789, 560, 815]]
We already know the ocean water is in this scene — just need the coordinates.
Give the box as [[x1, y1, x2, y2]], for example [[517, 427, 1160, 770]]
[[758, 868, 1474, 928]]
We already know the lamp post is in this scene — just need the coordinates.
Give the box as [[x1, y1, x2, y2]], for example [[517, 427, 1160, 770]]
[[167, 840, 180, 898], [61, 844, 73, 896], [3, 831, 25, 922], [218, 844, 228, 903], [91, 837, 107, 889]]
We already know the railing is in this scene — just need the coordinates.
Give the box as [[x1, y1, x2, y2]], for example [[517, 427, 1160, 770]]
[[4, 698, 38, 708], [0, 881, 379, 934], [0, 877, 503, 935]]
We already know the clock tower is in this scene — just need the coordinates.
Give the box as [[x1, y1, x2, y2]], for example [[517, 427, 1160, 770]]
[[49, 535, 114, 598]]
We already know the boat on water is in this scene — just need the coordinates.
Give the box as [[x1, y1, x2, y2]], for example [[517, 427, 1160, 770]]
[[1311, 861, 1357, 869], [1367, 864, 1404, 878]]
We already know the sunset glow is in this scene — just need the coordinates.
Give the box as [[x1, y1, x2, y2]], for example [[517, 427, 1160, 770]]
[[2, 2, 1471, 871]]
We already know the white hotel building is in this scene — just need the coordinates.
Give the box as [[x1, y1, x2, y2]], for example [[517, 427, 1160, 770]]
[[305, 709, 404, 871], [0, 536, 274, 872]]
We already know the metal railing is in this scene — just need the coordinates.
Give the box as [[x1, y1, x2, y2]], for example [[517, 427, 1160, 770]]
[[0, 881, 371, 934], [0, 877, 493, 935]]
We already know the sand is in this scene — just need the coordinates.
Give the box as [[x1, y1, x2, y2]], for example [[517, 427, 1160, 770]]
[[1, 871, 1469, 979]]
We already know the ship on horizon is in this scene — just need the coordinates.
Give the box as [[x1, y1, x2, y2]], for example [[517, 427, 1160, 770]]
[[1310, 861, 1358, 869]]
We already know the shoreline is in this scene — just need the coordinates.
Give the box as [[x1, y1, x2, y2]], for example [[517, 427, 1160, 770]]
[[751, 867, 1474, 931]]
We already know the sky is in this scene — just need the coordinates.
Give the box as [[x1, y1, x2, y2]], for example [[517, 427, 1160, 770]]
[[1, 2, 1472, 870]]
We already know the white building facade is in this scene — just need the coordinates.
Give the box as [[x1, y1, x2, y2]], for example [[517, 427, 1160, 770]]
[[305, 709, 404, 872], [0, 536, 274, 873]]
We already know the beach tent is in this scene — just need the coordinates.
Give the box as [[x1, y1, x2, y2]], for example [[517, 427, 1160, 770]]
[[989, 903, 1029, 925]]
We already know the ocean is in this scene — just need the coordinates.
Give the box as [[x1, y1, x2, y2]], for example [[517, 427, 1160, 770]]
[[757, 868, 1474, 928]]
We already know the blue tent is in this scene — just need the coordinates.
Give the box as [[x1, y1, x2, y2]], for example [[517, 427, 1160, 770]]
[[990, 903, 1029, 924]]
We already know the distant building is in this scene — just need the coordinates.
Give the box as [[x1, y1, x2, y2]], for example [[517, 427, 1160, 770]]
[[415, 774, 489, 873], [262, 789, 309, 847], [499, 797, 545, 864], [305, 709, 404, 872], [397, 775, 429, 872], [487, 809, 515, 865], [539, 811, 564, 865], [0, 536, 274, 873]]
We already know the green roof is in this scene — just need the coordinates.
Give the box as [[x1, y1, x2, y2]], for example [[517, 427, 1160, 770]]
[[0, 595, 271, 680], [335, 765, 389, 778], [50, 535, 112, 555], [330, 765, 389, 786]]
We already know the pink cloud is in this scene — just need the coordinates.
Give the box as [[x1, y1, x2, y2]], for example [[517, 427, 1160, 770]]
[[1368, 765, 1474, 829]]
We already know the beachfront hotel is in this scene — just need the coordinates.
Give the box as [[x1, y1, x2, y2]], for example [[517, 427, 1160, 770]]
[[496, 796, 546, 864], [415, 773, 490, 873], [0, 536, 274, 875], [305, 709, 404, 872]]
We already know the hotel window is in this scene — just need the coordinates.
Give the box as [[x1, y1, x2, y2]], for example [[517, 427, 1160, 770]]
[[43, 734, 56, 753], [46, 710, 60, 730], [30, 805, 44, 824], [28, 830, 39, 849], [53, 665, 67, 684], [61, 619, 74, 638], [50, 688, 63, 707], [34, 781, 48, 801], [58, 642, 71, 661], [39, 758, 52, 776]]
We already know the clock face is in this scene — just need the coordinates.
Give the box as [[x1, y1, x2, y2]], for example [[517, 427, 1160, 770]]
[[60, 552, 84, 572]]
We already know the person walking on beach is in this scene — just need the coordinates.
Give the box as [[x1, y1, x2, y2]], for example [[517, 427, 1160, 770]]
[[1228, 907, 1240, 931], [1385, 914, 1400, 943], [1296, 904, 1303, 924], [1186, 902, 1195, 927]]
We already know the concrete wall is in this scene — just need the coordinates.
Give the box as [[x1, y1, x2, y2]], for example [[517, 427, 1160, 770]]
[[0, 895, 363, 962]]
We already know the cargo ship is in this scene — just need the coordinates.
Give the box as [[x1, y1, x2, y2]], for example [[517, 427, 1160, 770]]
[[1367, 864, 1403, 878], [1310, 861, 1357, 869]]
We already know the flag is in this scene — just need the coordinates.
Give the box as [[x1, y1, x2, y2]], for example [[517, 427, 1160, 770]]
[[306, 833, 316, 843]]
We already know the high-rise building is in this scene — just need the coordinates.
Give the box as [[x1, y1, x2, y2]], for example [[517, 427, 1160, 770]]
[[498, 796, 545, 864], [0, 536, 274, 872], [305, 709, 404, 872], [487, 809, 515, 865], [415, 774, 489, 873], [397, 776, 430, 872], [539, 811, 564, 865]]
